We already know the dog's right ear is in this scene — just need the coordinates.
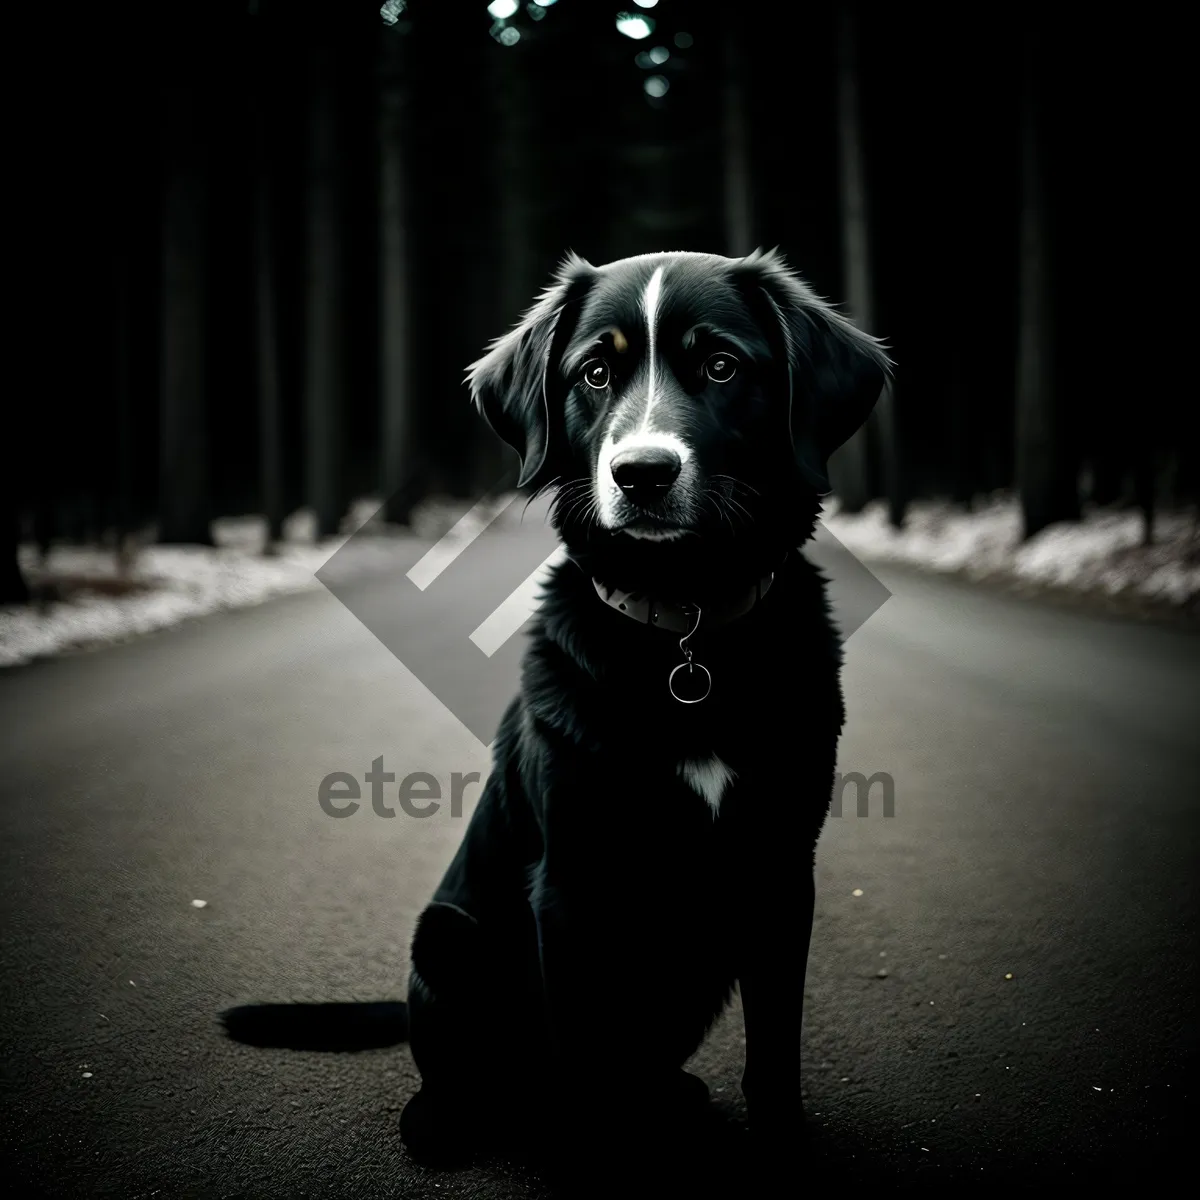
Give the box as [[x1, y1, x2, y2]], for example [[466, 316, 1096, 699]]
[[733, 247, 893, 495], [466, 253, 598, 489]]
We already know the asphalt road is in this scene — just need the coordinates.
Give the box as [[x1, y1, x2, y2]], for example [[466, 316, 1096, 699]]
[[1, 533, 1197, 1197]]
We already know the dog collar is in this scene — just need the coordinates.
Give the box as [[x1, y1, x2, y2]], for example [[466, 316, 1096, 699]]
[[590, 570, 776, 634]]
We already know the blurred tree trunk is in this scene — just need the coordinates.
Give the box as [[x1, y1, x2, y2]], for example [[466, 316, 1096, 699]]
[[830, 3, 897, 519], [378, 25, 420, 522], [1015, 31, 1077, 539], [253, 100, 285, 549], [947, 347, 974, 505], [159, 76, 214, 545], [722, 14, 754, 256], [304, 39, 345, 538], [480, 39, 533, 493], [1, 483, 28, 604], [874, 382, 903, 525], [1134, 450, 1156, 545], [1088, 444, 1124, 506], [112, 244, 137, 571]]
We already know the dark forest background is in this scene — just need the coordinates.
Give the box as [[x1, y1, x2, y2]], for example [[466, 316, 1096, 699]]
[[4, 0, 1194, 603]]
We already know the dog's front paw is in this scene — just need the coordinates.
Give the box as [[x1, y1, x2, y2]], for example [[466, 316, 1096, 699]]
[[671, 1068, 712, 1112], [637, 1068, 710, 1122], [399, 1086, 482, 1167], [747, 1098, 808, 1184], [749, 1101, 806, 1139], [743, 1076, 807, 1163]]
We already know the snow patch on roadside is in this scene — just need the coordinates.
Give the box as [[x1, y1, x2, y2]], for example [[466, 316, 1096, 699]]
[[821, 494, 1200, 608], [0, 494, 524, 669]]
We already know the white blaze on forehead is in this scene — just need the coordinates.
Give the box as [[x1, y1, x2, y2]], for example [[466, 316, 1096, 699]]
[[593, 263, 694, 530], [639, 265, 665, 433]]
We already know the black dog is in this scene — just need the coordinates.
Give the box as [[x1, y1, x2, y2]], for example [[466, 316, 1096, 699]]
[[399, 248, 890, 1178]]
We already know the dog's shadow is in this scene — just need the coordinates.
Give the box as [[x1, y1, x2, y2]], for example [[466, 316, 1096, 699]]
[[219, 1000, 409, 1051], [219, 1001, 780, 1197]]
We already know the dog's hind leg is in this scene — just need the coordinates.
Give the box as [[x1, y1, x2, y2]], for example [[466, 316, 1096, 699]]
[[400, 900, 545, 1164], [400, 901, 495, 1163]]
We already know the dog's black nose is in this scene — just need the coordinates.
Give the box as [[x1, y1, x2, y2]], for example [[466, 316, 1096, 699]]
[[611, 447, 682, 504]]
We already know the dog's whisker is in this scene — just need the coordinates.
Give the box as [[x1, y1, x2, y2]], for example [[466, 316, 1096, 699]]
[[707, 480, 754, 527], [526, 478, 556, 506], [558, 487, 595, 529], [702, 489, 734, 533], [711, 473, 761, 499], [527, 476, 562, 505], [523, 476, 565, 522], [549, 479, 576, 500], [725, 495, 754, 526], [554, 482, 584, 509], [548, 480, 590, 526]]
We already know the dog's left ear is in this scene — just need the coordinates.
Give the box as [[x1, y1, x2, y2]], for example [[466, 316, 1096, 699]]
[[466, 253, 598, 489], [733, 247, 893, 494]]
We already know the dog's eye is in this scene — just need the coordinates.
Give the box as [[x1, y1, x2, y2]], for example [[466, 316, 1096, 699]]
[[582, 359, 610, 390], [705, 353, 738, 384]]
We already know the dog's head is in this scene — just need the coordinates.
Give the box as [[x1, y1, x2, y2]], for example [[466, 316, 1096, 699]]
[[467, 249, 891, 550]]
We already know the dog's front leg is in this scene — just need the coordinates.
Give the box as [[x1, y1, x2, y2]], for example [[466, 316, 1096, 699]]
[[739, 865, 815, 1156], [531, 874, 601, 1100], [529, 871, 620, 1183], [532, 867, 670, 1153]]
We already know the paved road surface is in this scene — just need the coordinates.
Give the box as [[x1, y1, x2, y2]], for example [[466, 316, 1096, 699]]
[[1, 534, 1196, 1197]]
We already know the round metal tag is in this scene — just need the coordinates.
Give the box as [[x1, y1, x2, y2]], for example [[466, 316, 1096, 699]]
[[668, 660, 712, 704]]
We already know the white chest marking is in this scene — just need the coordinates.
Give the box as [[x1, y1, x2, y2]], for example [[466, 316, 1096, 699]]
[[678, 756, 737, 816]]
